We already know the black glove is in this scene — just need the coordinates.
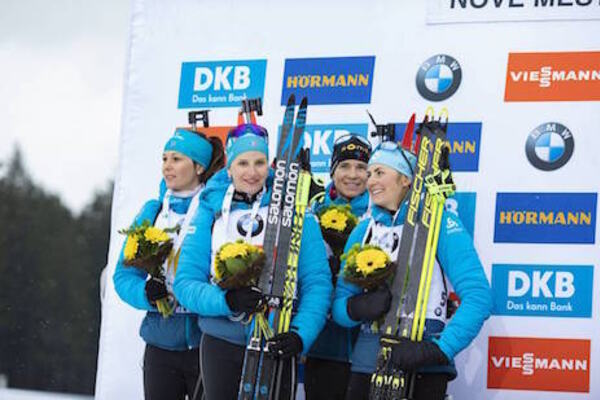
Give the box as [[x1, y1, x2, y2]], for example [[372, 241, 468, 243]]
[[266, 331, 303, 359], [299, 148, 311, 172], [225, 286, 264, 314], [439, 144, 451, 171], [390, 337, 449, 372], [145, 277, 168, 303], [347, 285, 392, 322]]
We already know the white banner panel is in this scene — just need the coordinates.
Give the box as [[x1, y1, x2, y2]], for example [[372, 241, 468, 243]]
[[427, 0, 600, 24], [96, 1, 600, 399]]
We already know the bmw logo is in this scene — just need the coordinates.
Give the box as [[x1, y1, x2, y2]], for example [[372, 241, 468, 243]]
[[416, 54, 462, 101], [526, 122, 574, 171], [237, 213, 264, 237]]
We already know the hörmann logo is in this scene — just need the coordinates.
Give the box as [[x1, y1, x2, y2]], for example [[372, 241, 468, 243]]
[[178, 60, 266, 108], [488, 337, 590, 392], [526, 122, 574, 171], [281, 56, 375, 105], [395, 122, 481, 172], [494, 193, 597, 244], [505, 51, 600, 101], [298, 124, 369, 173], [416, 54, 462, 101], [491, 264, 593, 318]]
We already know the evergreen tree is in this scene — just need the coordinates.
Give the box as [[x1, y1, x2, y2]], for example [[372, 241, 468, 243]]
[[0, 146, 112, 395]]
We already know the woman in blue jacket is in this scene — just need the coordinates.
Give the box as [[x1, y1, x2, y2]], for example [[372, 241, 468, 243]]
[[173, 123, 333, 400], [113, 128, 224, 400], [305, 133, 371, 400], [332, 143, 492, 400]]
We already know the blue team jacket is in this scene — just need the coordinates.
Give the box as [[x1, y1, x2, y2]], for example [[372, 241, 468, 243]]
[[113, 196, 202, 351], [307, 183, 370, 362], [332, 202, 492, 375], [173, 169, 333, 354]]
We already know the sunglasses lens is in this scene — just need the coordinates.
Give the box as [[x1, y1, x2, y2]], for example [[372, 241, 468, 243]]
[[227, 124, 268, 142]]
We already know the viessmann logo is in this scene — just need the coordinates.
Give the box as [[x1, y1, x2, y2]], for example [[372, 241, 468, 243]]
[[505, 51, 600, 101], [488, 337, 590, 392], [494, 193, 597, 244], [281, 56, 375, 105]]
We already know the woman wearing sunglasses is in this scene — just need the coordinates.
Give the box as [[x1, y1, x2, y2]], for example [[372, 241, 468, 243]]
[[173, 124, 332, 400], [304, 133, 371, 400], [113, 128, 224, 400], [332, 142, 492, 400]]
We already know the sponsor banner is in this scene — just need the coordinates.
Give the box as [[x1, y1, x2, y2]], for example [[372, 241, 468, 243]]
[[491, 264, 593, 317], [395, 122, 481, 172], [505, 51, 600, 101], [445, 192, 477, 236], [415, 54, 462, 101], [178, 60, 267, 108], [494, 192, 597, 244], [281, 56, 375, 105], [488, 336, 590, 392], [427, 0, 600, 24], [287, 124, 369, 174], [526, 122, 574, 171]]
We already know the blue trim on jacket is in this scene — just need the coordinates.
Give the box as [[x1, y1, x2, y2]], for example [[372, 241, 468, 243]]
[[173, 169, 333, 354], [113, 198, 202, 351], [332, 202, 492, 374]]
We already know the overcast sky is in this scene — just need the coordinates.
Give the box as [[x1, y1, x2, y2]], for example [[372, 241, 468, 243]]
[[0, 0, 130, 212]]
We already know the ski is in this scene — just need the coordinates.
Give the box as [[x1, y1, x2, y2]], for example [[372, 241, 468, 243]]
[[255, 98, 307, 400], [370, 108, 454, 400], [238, 95, 295, 400]]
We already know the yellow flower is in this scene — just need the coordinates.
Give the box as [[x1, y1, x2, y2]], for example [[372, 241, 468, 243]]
[[355, 249, 389, 276], [124, 235, 139, 260], [144, 227, 170, 243], [320, 209, 349, 232], [219, 242, 249, 260]]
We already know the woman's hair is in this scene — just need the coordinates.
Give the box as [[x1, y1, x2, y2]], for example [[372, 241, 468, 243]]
[[197, 136, 225, 183]]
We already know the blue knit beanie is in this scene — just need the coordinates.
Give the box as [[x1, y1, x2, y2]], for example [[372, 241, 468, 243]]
[[164, 128, 213, 168]]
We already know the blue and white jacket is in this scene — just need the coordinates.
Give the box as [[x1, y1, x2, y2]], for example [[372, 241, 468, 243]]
[[173, 169, 333, 354], [307, 183, 369, 362], [113, 191, 203, 351], [332, 202, 492, 376]]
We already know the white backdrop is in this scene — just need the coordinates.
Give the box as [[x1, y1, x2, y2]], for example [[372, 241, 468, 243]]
[[96, 1, 600, 399]]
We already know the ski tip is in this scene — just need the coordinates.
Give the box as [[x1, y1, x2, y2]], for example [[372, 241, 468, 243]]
[[299, 96, 308, 107], [401, 113, 416, 151], [286, 94, 296, 106]]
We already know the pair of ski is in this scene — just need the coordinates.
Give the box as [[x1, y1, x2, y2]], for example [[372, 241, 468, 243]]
[[238, 94, 310, 400], [369, 108, 456, 400]]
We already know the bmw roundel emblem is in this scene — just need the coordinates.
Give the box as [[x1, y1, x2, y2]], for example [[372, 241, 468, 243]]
[[526, 122, 574, 171], [237, 213, 264, 237], [416, 54, 462, 101]]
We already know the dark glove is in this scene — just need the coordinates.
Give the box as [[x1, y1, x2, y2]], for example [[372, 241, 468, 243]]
[[299, 148, 311, 172], [347, 285, 392, 322], [266, 331, 303, 359], [225, 286, 264, 314], [438, 144, 451, 171], [145, 277, 168, 303], [390, 337, 449, 372]]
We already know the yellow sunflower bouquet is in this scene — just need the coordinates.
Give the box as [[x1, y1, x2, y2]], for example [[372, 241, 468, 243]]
[[120, 220, 178, 317], [341, 243, 394, 291], [213, 240, 265, 290], [317, 204, 359, 258]]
